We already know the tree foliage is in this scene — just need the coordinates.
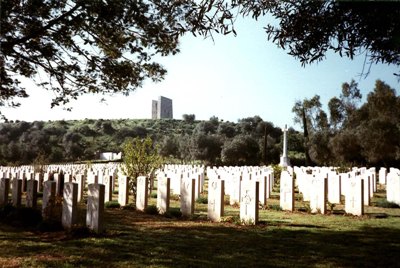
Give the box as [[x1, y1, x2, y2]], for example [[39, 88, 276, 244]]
[[182, 114, 196, 124], [2, 1, 399, 120], [121, 136, 162, 196], [0, 0, 231, 115], [221, 135, 260, 166], [293, 79, 400, 167]]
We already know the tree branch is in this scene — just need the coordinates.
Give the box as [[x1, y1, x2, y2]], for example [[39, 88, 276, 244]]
[[2, 3, 82, 50]]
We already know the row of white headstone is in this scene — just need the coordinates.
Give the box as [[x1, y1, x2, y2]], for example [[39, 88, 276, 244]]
[[0, 163, 127, 232], [204, 166, 275, 224], [279, 166, 400, 216], [132, 164, 273, 225], [0, 176, 105, 232], [2, 163, 399, 227]]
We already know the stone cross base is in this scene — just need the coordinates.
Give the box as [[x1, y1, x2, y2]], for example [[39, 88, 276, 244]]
[[279, 156, 290, 167]]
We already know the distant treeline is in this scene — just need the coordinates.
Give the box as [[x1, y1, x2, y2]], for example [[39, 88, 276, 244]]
[[0, 116, 297, 166]]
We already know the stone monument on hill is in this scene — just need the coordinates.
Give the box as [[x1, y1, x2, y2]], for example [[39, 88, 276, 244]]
[[279, 124, 291, 167], [152, 96, 173, 119]]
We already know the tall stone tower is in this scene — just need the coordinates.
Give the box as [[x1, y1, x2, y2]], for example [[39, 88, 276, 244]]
[[151, 96, 173, 119]]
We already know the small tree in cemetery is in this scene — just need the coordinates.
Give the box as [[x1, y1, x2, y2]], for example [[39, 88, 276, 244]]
[[122, 137, 162, 200]]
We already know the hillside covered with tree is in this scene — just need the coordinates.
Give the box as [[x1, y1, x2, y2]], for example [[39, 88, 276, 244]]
[[0, 116, 289, 166]]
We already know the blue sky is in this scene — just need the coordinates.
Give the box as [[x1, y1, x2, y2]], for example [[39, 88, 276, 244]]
[[2, 16, 399, 130]]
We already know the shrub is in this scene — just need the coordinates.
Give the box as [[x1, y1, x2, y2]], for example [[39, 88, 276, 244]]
[[150, 192, 157, 198], [165, 207, 182, 218], [6, 207, 42, 227], [220, 215, 240, 224], [231, 202, 240, 208], [196, 195, 208, 204], [271, 164, 282, 184], [170, 194, 180, 201], [0, 204, 15, 219], [144, 205, 159, 215], [375, 200, 400, 208], [121, 203, 136, 210], [241, 218, 255, 225], [37, 219, 63, 232], [268, 204, 282, 211], [105, 201, 121, 209], [67, 225, 94, 238]]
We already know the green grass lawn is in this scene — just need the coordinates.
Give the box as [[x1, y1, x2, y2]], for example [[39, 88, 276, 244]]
[[1, 187, 400, 268]]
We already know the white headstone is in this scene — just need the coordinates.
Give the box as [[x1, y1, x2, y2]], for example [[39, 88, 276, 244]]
[[54, 173, 64, 196], [103, 175, 113, 203], [256, 176, 267, 206], [75, 174, 85, 202], [42, 180, 56, 219], [35, 173, 44, 192], [87, 183, 105, 233], [361, 175, 370, 206], [345, 178, 364, 216], [26, 180, 38, 207], [62, 182, 78, 229], [136, 176, 148, 211], [180, 178, 195, 216], [280, 171, 294, 211], [12, 178, 22, 207], [387, 170, 400, 205], [327, 172, 341, 204], [379, 167, 387, 185], [240, 180, 259, 225], [157, 176, 170, 214], [118, 175, 129, 206], [208, 178, 224, 222], [310, 176, 327, 214], [229, 175, 241, 205]]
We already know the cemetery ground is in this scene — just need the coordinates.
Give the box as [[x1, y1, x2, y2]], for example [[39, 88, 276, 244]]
[[1, 185, 400, 268]]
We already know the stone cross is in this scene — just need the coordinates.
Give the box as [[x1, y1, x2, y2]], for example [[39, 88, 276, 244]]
[[279, 124, 291, 167]]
